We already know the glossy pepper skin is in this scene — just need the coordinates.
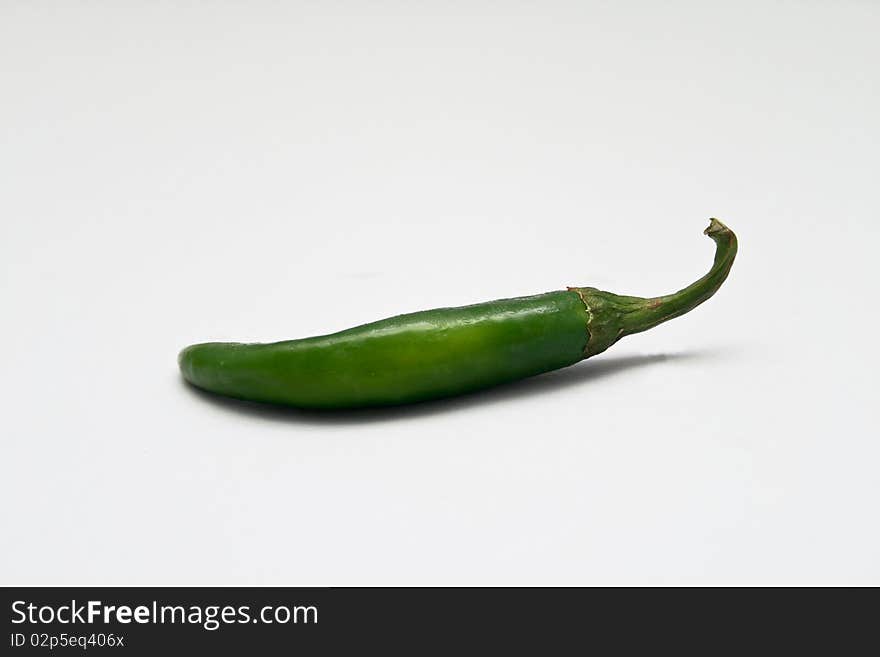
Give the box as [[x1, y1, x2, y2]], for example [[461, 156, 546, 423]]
[[180, 219, 737, 409]]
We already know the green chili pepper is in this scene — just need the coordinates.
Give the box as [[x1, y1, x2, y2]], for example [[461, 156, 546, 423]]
[[179, 219, 736, 409]]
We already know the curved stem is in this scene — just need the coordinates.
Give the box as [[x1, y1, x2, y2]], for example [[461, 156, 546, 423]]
[[571, 218, 738, 358]]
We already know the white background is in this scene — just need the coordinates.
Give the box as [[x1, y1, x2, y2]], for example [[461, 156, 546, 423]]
[[2, 1, 878, 585]]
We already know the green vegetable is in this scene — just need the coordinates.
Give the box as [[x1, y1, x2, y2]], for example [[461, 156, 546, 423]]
[[179, 219, 737, 408]]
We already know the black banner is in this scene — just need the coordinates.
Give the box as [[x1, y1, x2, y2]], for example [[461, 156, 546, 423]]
[[2, 587, 874, 653]]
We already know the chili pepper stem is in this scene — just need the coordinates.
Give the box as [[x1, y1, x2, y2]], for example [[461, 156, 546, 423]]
[[570, 218, 737, 358]]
